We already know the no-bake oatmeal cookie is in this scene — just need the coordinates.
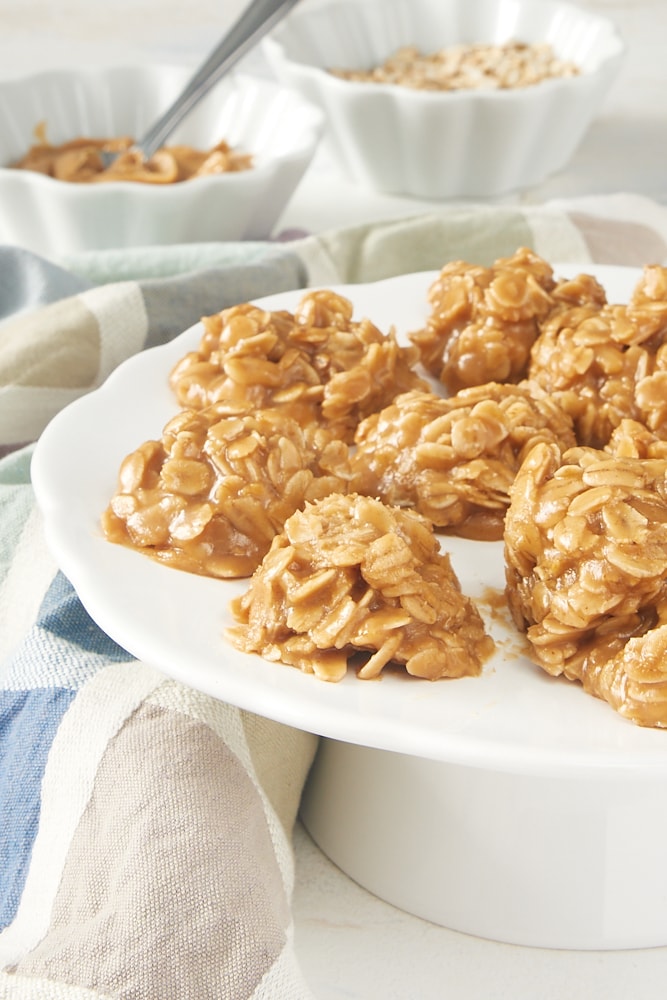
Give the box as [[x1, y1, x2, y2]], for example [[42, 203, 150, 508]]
[[504, 439, 667, 727], [350, 382, 575, 540], [169, 289, 428, 443], [228, 493, 494, 682]]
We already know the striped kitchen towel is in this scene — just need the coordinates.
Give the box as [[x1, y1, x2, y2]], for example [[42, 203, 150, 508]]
[[1, 451, 318, 1000], [0, 241, 316, 998], [2, 192, 667, 998], [4, 191, 667, 457]]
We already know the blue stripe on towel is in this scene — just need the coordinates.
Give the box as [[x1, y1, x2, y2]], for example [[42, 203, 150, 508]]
[[0, 573, 134, 929], [38, 572, 132, 660], [0, 686, 76, 929]]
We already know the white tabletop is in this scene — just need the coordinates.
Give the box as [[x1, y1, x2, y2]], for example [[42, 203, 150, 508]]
[[3, 1, 667, 996]]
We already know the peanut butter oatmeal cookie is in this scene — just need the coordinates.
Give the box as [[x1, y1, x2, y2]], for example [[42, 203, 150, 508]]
[[529, 265, 667, 447], [228, 493, 494, 681], [409, 248, 562, 392], [102, 404, 350, 578], [504, 440, 667, 727], [605, 418, 667, 460], [350, 382, 575, 540], [169, 290, 428, 442]]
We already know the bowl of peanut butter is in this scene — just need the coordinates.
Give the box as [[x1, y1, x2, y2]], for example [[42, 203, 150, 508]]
[[0, 63, 323, 257]]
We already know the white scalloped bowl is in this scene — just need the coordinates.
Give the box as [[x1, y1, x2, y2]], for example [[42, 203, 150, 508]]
[[0, 65, 324, 257], [263, 0, 625, 199]]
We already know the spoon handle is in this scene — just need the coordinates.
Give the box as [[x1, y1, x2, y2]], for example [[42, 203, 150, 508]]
[[138, 0, 302, 159]]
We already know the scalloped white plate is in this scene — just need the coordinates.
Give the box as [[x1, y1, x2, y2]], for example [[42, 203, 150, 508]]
[[31, 264, 667, 778]]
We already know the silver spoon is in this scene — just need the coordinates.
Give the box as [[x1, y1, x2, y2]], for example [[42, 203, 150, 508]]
[[102, 0, 302, 167]]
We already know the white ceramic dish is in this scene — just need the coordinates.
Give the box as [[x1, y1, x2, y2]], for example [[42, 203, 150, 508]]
[[0, 64, 323, 257], [263, 0, 625, 199], [31, 265, 667, 950]]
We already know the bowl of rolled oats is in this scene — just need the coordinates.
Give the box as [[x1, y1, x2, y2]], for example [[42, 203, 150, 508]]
[[0, 63, 323, 257], [263, 0, 625, 199]]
